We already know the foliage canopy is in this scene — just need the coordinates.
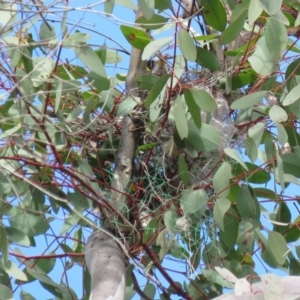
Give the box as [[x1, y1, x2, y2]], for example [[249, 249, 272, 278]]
[[0, 0, 300, 299]]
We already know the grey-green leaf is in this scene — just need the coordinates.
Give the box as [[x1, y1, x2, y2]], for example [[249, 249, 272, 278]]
[[265, 17, 287, 63], [214, 198, 231, 232], [178, 28, 197, 62], [282, 83, 300, 106], [187, 123, 222, 152], [269, 105, 288, 123], [173, 96, 188, 139], [248, 36, 276, 76], [231, 91, 267, 110], [213, 162, 232, 199], [224, 148, 248, 170], [190, 88, 217, 112]]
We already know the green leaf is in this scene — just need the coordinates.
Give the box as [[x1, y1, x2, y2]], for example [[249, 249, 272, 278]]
[[183, 89, 201, 128], [55, 81, 62, 114], [224, 148, 248, 170], [104, 0, 115, 14], [277, 123, 288, 146], [276, 147, 285, 192], [248, 0, 263, 26], [145, 74, 170, 107], [187, 123, 222, 152], [1, 260, 27, 281], [0, 227, 8, 265], [196, 46, 221, 71], [178, 155, 190, 187], [202, 0, 227, 31], [31, 57, 55, 87], [254, 228, 278, 268], [220, 8, 247, 45], [220, 208, 239, 248], [0, 283, 13, 300], [139, 0, 154, 20], [117, 97, 139, 116], [236, 185, 260, 223], [273, 202, 290, 234], [65, 106, 83, 122], [248, 36, 276, 76], [99, 49, 122, 64], [265, 17, 288, 63], [180, 189, 207, 216], [164, 210, 177, 233], [39, 21, 56, 41], [5, 226, 30, 247], [154, 0, 172, 10], [116, 0, 137, 9], [190, 88, 217, 112], [268, 231, 288, 265], [136, 142, 158, 155], [259, 0, 282, 15], [143, 283, 156, 298], [269, 104, 288, 123], [230, 91, 267, 110], [214, 198, 231, 232], [73, 46, 106, 77], [282, 153, 300, 178], [173, 96, 188, 139], [142, 37, 173, 60], [136, 14, 168, 30], [120, 25, 151, 50], [0, 2, 18, 29], [282, 83, 300, 106], [248, 122, 266, 146], [213, 162, 232, 198], [9, 214, 49, 237], [245, 137, 258, 163], [285, 58, 300, 91], [230, 71, 257, 90], [253, 188, 278, 200], [178, 28, 197, 62], [142, 218, 158, 243], [232, 162, 271, 184]]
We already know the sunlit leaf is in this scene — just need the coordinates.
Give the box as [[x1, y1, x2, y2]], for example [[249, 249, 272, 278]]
[[213, 162, 232, 199], [139, 0, 154, 20], [224, 148, 248, 170], [259, 0, 282, 15], [231, 91, 267, 110], [265, 17, 288, 63], [248, 36, 277, 76], [178, 28, 197, 62], [269, 105, 288, 123], [214, 198, 231, 232], [248, 0, 263, 25]]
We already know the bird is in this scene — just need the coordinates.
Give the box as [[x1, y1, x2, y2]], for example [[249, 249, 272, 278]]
[[147, 55, 169, 76]]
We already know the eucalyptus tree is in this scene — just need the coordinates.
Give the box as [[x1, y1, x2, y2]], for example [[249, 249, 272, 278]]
[[0, 0, 300, 300]]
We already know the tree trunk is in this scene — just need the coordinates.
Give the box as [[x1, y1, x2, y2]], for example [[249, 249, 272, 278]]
[[85, 7, 147, 300], [85, 230, 125, 300]]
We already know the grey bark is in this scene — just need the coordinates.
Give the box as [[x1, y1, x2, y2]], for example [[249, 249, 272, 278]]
[[85, 7, 148, 300], [85, 230, 125, 300]]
